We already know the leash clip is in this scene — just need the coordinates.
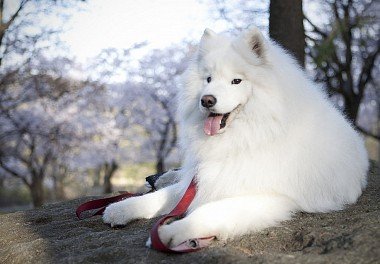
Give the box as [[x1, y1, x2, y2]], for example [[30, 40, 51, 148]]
[[169, 237, 215, 252], [188, 239, 199, 249]]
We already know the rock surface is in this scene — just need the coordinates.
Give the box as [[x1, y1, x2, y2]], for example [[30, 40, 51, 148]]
[[0, 166, 379, 264]]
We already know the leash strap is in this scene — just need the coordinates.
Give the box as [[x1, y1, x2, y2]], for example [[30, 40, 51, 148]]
[[76, 175, 215, 252], [76, 171, 167, 219], [76, 191, 141, 219]]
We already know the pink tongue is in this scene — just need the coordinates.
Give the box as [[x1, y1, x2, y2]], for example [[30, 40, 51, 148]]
[[204, 115, 223, 136]]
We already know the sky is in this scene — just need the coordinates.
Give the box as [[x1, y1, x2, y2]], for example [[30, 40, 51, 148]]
[[60, 0, 228, 63], [3, 0, 229, 81], [3, 0, 327, 65], [3, 0, 323, 81]]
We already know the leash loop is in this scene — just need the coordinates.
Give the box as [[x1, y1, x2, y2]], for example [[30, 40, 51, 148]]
[[149, 179, 215, 253]]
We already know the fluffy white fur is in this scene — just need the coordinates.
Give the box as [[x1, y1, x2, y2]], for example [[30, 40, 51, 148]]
[[103, 27, 369, 248]]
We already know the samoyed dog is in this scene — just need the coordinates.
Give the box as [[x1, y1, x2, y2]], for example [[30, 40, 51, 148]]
[[103, 27, 369, 248]]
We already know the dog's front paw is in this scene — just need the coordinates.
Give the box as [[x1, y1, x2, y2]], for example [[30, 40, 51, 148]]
[[158, 223, 183, 248], [158, 220, 206, 248], [102, 200, 136, 227]]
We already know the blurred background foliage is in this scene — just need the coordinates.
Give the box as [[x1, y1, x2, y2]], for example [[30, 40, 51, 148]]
[[0, 0, 378, 210]]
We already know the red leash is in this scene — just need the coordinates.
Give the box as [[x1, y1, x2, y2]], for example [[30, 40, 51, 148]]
[[76, 191, 141, 219], [76, 178, 215, 253], [149, 179, 215, 252]]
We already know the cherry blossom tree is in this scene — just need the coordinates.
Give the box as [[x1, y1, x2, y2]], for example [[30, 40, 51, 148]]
[[135, 45, 192, 173], [0, 54, 106, 206], [87, 44, 193, 174]]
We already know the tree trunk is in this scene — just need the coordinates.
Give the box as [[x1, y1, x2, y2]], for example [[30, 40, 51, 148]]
[[344, 95, 360, 123], [93, 166, 102, 187], [103, 161, 118, 194], [103, 174, 112, 194], [30, 175, 44, 207], [269, 0, 305, 66], [156, 158, 164, 174], [52, 165, 67, 201], [155, 121, 171, 174], [53, 176, 66, 201]]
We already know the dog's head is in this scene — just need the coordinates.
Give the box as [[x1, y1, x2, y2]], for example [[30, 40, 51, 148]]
[[179, 27, 291, 141], [197, 28, 269, 136]]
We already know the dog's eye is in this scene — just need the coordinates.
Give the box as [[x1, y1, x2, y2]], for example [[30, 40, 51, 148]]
[[231, 79, 242, 85], [207, 76, 212, 83]]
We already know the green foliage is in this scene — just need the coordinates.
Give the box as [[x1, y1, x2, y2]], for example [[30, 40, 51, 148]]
[[314, 35, 336, 67]]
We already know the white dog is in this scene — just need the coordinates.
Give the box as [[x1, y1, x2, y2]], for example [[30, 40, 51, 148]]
[[103, 27, 369, 248]]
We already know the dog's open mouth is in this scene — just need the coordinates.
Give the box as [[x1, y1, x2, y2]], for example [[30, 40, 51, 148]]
[[204, 112, 229, 136], [203, 106, 240, 136]]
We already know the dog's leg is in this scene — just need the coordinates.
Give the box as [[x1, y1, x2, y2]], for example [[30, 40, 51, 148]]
[[103, 181, 185, 227], [158, 194, 298, 247]]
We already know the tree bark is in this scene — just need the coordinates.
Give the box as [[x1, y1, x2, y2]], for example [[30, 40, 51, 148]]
[[269, 0, 305, 66], [103, 161, 118, 194], [103, 175, 112, 194], [30, 175, 44, 207], [93, 166, 102, 187], [53, 176, 66, 201], [344, 95, 360, 123], [155, 121, 171, 174], [156, 158, 164, 174]]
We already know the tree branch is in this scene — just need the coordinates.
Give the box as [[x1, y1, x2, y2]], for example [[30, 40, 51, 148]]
[[356, 125, 380, 141], [357, 40, 380, 99], [304, 15, 328, 38], [341, 0, 354, 94], [2, 0, 29, 30], [305, 33, 320, 44], [0, 158, 31, 187]]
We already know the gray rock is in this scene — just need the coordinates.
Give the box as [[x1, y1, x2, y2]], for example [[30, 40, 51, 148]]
[[0, 166, 379, 264]]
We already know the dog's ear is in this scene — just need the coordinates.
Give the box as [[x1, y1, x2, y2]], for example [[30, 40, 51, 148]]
[[199, 28, 217, 50], [241, 26, 266, 58], [202, 28, 217, 39], [198, 28, 219, 60]]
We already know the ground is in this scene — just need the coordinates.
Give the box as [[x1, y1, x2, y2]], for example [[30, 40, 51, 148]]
[[0, 165, 378, 264]]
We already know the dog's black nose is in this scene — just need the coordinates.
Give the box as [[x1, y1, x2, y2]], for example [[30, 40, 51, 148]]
[[201, 95, 217, 108]]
